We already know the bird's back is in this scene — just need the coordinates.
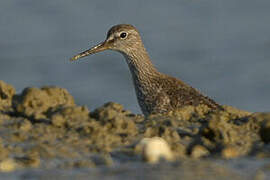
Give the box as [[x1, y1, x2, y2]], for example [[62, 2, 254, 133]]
[[163, 75, 222, 109], [136, 73, 223, 115]]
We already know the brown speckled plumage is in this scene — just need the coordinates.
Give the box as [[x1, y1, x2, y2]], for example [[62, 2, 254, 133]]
[[71, 24, 222, 116]]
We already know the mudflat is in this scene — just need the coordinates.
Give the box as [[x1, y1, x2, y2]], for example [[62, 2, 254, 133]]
[[0, 80, 270, 179]]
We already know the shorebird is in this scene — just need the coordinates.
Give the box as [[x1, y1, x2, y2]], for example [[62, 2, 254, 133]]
[[70, 24, 222, 116]]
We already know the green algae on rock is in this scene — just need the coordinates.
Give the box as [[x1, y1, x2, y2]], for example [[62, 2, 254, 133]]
[[0, 80, 270, 172]]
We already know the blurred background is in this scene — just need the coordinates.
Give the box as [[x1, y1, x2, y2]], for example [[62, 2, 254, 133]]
[[0, 0, 269, 113]]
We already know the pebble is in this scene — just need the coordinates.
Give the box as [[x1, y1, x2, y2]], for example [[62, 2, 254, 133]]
[[0, 159, 18, 172], [190, 145, 209, 158], [139, 137, 174, 163]]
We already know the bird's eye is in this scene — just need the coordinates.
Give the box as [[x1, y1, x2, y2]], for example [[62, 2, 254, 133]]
[[120, 32, 127, 39]]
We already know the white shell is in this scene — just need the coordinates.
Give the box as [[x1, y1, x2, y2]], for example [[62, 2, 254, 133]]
[[140, 137, 174, 163]]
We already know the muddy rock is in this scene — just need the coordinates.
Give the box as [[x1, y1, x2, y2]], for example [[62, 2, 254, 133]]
[[0, 81, 15, 111], [257, 113, 270, 143], [91, 102, 138, 137], [0, 142, 9, 161], [0, 80, 270, 174], [0, 158, 18, 172], [200, 107, 255, 156], [190, 145, 210, 158], [49, 105, 90, 128], [221, 145, 241, 159], [13, 86, 75, 120], [91, 102, 132, 120]]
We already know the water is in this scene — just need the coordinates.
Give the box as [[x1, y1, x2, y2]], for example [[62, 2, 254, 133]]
[[1, 159, 269, 180], [0, 0, 270, 114]]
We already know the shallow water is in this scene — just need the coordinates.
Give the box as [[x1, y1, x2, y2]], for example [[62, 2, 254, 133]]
[[0, 0, 270, 114], [0, 159, 270, 180]]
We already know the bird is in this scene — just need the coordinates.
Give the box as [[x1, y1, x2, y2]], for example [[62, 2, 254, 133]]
[[70, 24, 223, 116]]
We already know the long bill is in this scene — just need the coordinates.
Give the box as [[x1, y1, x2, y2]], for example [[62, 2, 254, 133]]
[[70, 41, 108, 61]]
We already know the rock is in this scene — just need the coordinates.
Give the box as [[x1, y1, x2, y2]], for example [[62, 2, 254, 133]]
[[1, 81, 270, 174], [0, 81, 15, 110], [0, 141, 9, 161], [13, 86, 75, 120], [221, 146, 241, 159], [49, 106, 90, 127], [200, 107, 257, 156], [0, 158, 18, 172], [91, 102, 138, 136], [138, 137, 174, 163], [90, 154, 113, 166], [91, 102, 131, 120], [190, 145, 210, 158], [15, 153, 40, 168], [259, 114, 270, 143]]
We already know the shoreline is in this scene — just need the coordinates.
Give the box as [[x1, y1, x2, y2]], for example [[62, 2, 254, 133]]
[[0, 80, 270, 179]]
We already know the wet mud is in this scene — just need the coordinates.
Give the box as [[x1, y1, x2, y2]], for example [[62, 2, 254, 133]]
[[0, 80, 270, 179]]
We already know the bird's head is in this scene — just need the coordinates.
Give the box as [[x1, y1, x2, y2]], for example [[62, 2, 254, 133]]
[[70, 24, 143, 61]]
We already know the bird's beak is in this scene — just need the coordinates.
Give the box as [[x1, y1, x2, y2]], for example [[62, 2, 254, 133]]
[[70, 41, 108, 61]]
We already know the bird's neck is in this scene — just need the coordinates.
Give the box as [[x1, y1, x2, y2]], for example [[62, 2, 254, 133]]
[[121, 47, 160, 88], [121, 45, 163, 115]]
